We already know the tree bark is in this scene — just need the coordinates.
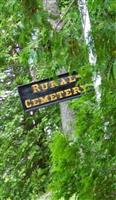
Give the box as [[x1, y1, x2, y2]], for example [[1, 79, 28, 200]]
[[77, 0, 101, 102], [43, 0, 75, 137]]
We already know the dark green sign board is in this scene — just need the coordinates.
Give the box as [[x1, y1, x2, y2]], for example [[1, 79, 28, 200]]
[[18, 72, 90, 112]]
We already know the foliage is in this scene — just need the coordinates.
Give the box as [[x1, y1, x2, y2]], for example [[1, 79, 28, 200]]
[[49, 1, 116, 199], [0, 0, 116, 199], [50, 91, 116, 199], [0, 92, 60, 199], [0, 1, 60, 198]]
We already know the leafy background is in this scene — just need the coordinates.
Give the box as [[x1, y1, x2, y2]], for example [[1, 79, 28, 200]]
[[0, 0, 116, 199]]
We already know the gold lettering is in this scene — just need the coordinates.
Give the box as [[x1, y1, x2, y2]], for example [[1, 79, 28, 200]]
[[56, 91, 64, 99], [49, 80, 57, 88], [49, 93, 57, 101], [60, 78, 67, 85], [25, 99, 31, 108], [64, 89, 72, 97], [40, 82, 49, 90], [39, 95, 49, 104], [31, 98, 40, 106], [68, 75, 76, 83], [72, 86, 81, 94], [32, 84, 41, 93]]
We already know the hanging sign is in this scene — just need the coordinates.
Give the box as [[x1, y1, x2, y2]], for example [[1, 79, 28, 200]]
[[18, 72, 91, 112]]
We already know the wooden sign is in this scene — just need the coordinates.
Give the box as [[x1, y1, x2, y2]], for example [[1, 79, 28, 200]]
[[18, 72, 89, 112]]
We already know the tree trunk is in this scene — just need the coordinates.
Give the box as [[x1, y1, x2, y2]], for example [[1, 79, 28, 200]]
[[77, 0, 101, 101], [43, 0, 75, 137]]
